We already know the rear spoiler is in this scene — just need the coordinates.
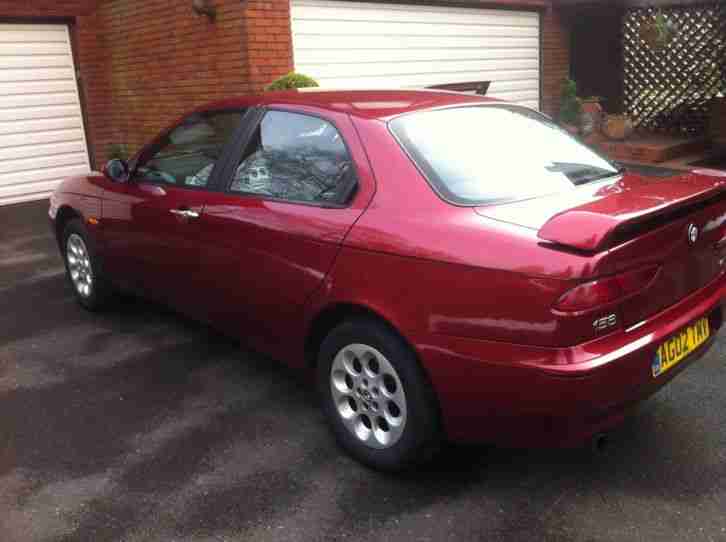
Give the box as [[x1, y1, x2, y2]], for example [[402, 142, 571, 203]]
[[426, 81, 491, 96], [538, 183, 726, 252]]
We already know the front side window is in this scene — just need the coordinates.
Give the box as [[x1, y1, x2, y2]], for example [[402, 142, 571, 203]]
[[229, 111, 356, 205], [389, 105, 621, 206], [135, 109, 244, 188]]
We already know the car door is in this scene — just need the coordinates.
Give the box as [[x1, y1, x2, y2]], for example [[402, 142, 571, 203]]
[[101, 108, 247, 315], [198, 107, 376, 361]]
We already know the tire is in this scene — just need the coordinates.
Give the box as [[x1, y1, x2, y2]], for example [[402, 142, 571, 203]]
[[317, 317, 441, 471], [61, 218, 113, 311]]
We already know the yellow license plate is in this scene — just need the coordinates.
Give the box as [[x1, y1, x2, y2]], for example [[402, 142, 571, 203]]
[[652, 317, 710, 377]]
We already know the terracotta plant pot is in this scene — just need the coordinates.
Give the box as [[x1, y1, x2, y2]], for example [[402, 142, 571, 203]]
[[602, 115, 634, 141], [581, 99, 604, 136]]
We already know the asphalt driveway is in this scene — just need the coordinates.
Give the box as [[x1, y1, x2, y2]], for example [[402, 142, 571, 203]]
[[1, 200, 726, 542]]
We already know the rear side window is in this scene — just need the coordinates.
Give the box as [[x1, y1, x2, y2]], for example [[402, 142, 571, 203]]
[[389, 105, 620, 206], [228, 111, 356, 205]]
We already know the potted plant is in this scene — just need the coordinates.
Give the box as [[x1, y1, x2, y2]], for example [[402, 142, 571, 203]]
[[580, 96, 605, 138], [559, 78, 582, 135], [107, 143, 129, 161], [639, 10, 679, 51]]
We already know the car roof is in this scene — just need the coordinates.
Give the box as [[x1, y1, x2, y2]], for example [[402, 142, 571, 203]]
[[200, 89, 501, 121]]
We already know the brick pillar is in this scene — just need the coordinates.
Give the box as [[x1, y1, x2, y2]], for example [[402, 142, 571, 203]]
[[242, 0, 295, 92], [541, 5, 571, 119]]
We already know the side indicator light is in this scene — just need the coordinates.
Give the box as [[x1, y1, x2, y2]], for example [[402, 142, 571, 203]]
[[87, 217, 100, 226]]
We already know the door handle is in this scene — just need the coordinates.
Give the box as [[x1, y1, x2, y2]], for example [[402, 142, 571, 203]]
[[170, 208, 201, 219]]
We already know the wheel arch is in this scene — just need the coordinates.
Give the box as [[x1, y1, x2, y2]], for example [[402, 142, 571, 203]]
[[54, 205, 81, 247], [304, 303, 441, 402], [305, 301, 445, 437], [305, 303, 404, 369]]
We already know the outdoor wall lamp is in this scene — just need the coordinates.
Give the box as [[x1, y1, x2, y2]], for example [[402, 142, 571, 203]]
[[192, 0, 217, 22]]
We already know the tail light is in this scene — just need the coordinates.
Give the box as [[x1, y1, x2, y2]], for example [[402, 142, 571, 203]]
[[554, 265, 661, 313]]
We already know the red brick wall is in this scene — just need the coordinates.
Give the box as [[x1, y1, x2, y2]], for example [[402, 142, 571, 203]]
[[71, 0, 294, 167], [243, 0, 294, 92], [74, 0, 254, 166], [0, 0, 96, 17], [541, 4, 571, 119]]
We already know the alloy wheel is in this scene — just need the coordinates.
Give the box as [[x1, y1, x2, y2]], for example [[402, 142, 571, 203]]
[[330, 343, 407, 449], [66, 233, 93, 298]]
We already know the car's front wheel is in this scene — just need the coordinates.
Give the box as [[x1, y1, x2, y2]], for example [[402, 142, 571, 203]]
[[62, 219, 113, 311], [317, 317, 441, 471]]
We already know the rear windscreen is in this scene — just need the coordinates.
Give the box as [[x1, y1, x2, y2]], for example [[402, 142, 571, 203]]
[[389, 105, 620, 206]]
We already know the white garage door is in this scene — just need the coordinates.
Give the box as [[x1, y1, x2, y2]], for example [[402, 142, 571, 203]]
[[291, 0, 540, 109], [0, 24, 91, 206]]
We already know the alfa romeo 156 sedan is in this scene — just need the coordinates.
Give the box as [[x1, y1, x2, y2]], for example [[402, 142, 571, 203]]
[[49, 90, 726, 470]]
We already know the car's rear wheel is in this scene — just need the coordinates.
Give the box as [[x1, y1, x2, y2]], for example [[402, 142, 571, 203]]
[[62, 219, 112, 311], [317, 317, 441, 471]]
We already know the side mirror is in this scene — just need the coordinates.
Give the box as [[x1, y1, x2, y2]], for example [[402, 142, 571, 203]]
[[103, 159, 129, 183]]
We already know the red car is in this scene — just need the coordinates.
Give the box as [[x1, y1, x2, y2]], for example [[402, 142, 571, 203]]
[[49, 90, 726, 470]]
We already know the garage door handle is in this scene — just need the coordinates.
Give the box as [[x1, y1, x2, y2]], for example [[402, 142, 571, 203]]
[[170, 209, 200, 219]]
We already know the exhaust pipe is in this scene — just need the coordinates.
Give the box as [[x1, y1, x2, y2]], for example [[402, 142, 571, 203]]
[[590, 433, 609, 454]]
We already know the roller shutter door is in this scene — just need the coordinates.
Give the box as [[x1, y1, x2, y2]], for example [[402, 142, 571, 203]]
[[0, 24, 91, 206], [291, 0, 540, 109]]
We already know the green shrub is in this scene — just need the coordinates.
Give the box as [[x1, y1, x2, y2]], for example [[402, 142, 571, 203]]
[[107, 143, 129, 161], [264, 72, 319, 91], [559, 78, 582, 125]]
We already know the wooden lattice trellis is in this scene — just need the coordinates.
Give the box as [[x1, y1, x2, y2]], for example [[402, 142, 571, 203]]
[[623, 3, 726, 136]]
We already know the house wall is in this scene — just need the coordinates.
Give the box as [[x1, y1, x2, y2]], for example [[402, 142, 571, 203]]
[[0, 1, 96, 17], [2, 0, 570, 168], [74, 0, 293, 166]]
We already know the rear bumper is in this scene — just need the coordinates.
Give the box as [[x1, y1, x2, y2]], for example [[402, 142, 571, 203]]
[[415, 271, 726, 446]]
